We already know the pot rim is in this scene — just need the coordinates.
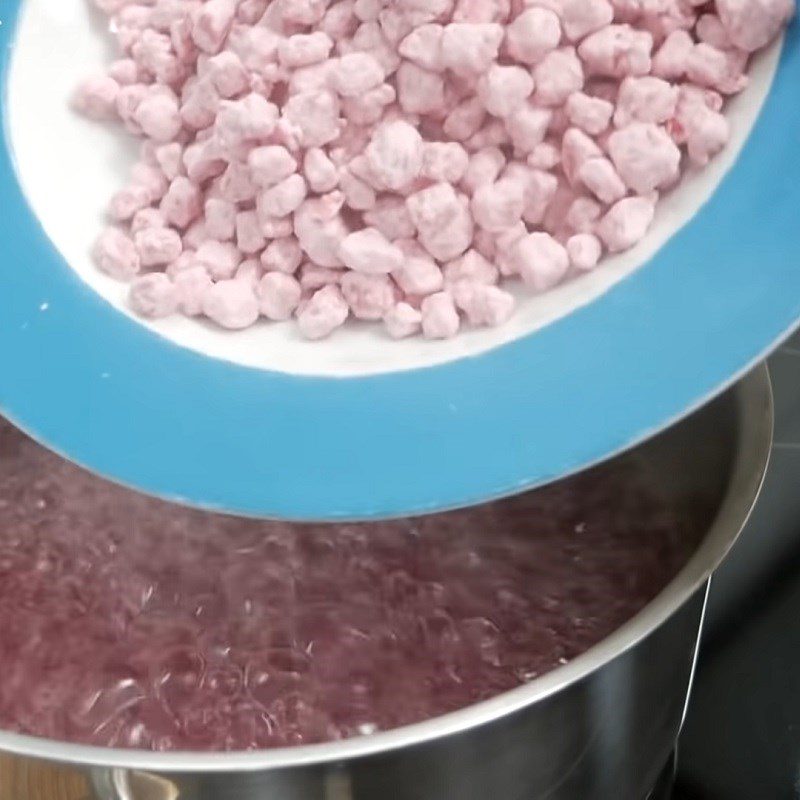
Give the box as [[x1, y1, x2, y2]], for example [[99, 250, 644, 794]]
[[0, 365, 773, 773]]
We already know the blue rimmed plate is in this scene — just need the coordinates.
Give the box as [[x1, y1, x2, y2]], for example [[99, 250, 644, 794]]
[[0, 1, 798, 520]]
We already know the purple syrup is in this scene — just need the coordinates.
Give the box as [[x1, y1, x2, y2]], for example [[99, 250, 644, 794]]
[[0, 419, 699, 752]]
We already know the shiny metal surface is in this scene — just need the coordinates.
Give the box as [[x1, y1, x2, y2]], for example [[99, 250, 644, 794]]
[[2, 367, 774, 800]]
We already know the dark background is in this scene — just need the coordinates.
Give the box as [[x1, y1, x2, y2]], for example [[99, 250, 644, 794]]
[[674, 330, 800, 799]]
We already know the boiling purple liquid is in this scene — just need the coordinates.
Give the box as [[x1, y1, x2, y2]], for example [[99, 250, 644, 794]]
[[0, 419, 699, 752]]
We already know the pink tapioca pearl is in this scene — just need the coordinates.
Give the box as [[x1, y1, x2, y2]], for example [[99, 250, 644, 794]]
[[299, 264, 346, 291], [248, 146, 298, 189], [406, 182, 474, 262], [607, 122, 681, 193], [155, 143, 185, 181], [477, 65, 534, 118], [505, 8, 560, 64], [509, 165, 558, 225], [561, 127, 604, 187], [283, 90, 341, 147], [205, 51, 249, 98], [716, 0, 793, 51], [669, 86, 730, 166], [321, 0, 359, 38], [261, 238, 304, 274], [341, 83, 397, 125], [131, 208, 166, 234], [116, 83, 148, 134], [128, 273, 179, 319], [614, 76, 679, 126], [134, 89, 182, 142], [363, 197, 417, 240], [234, 258, 263, 288], [527, 141, 562, 170], [183, 219, 210, 250], [466, 119, 512, 153], [443, 98, 487, 141], [493, 221, 527, 275], [294, 194, 349, 268], [202, 279, 260, 329], [559, 0, 615, 41], [282, 0, 328, 26], [565, 92, 614, 135], [452, 0, 510, 23], [396, 62, 446, 115], [373, 8, 415, 43], [340, 171, 377, 210], [93, 227, 141, 280], [160, 177, 202, 229], [72, 75, 120, 121], [384, 302, 423, 338], [108, 185, 151, 222], [566, 233, 602, 270], [257, 272, 303, 320], [345, 22, 402, 75], [440, 23, 504, 75], [355, 0, 382, 22], [421, 142, 470, 183], [652, 29, 693, 79], [533, 48, 585, 107], [578, 25, 654, 78], [577, 157, 627, 204], [462, 147, 506, 194], [510, 232, 570, 291], [297, 285, 350, 339], [596, 195, 656, 252], [565, 196, 603, 232], [108, 59, 140, 86], [215, 161, 257, 204], [685, 43, 748, 94], [180, 77, 220, 130], [366, 120, 424, 191], [204, 198, 236, 241], [131, 29, 184, 86], [237, 0, 269, 23], [226, 24, 280, 73], [398, 23, 445, 70], [341, 272, 396, 319], [393, 241, 445, 294], [696, 14, 732, 48], [278, 32, 334, 68], [471, 178, 526, 231], [338, 228, 405, 274], [443, 248, 499, 289], [192, 0, 237, 54], [134, 227, 184, 268], [304, 148, 340, 193], [257, 175, 308, 219], [457, 283, 516, 327], [421, 291, 460, 338], [129, 162, 169, 203], [641, 0, 697, 45], [328, 53, 387, 96], [194, 240, 243, 280], [505, 105, 552, 154], [262, 217, 294, 239], [236, 210, 267, 255], [215, 94, 279, 152], [183, 141, 225, 184]]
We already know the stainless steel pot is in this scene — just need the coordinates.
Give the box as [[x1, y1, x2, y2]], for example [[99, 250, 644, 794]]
[[0, 366, 773, 800]]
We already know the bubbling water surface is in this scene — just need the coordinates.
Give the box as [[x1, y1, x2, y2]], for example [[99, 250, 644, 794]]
[[0, 419, 699, 751]]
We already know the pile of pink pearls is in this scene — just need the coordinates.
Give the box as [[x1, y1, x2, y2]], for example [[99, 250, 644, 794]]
[[76, 0, 792, 340]]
